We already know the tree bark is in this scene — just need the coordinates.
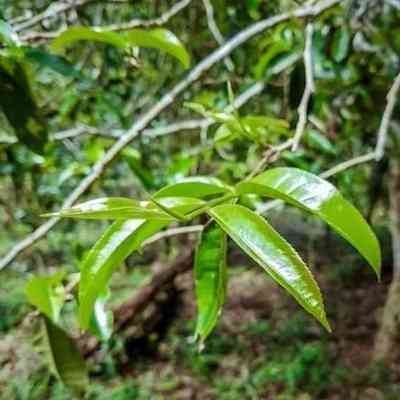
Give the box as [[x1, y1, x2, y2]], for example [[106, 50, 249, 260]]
[[373, 158, 400, 362]]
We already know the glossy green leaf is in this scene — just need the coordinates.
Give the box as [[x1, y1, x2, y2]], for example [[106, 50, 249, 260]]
[[236, 168, 381, 277], [25, 273, 65, 322], [44, 197, 173, 221], [209, 204, 330, 330], [43, 316, 88, 395], [79, 219, 167, 329], [153, 177, 233, 199], [89, 289, 113, 341], [0, 60, 48, 153], [78, 197, 205, 329], [194, 222, 227, 342], [51, 27, 190, 68], [51, 27, 126, 51], [124, 29, 190, 68]]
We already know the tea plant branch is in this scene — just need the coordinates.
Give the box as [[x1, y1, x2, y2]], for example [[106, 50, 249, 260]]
[[375, 71, 400, 161], [19, 0, 192, 41], [13, 0, 96, 32], [202, 0, 235, 71], [292, 23, 315, 151], [0, 0, 343, 270]]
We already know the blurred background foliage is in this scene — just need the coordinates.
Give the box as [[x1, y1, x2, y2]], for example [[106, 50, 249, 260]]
[[0, 0, 400, 399]]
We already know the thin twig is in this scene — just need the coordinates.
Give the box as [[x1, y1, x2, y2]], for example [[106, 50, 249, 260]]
[[20, 0, 192, 41], [202, 0, 234, 72], [0, 0, 343, 270], [375, 71, 400, 161], [143, 225, 203, 247], [292, 23, 315, 151], [13, 0, 96, 32]]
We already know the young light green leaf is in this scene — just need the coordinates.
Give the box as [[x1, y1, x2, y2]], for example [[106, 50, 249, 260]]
[[153, 177, 233, 199], [194, 222, 227, 342], [43, 316, 88, 396], [209, 204, 330, 331], [236, 168, 381, 278], [124, 29, 190, 68], [25, 273, 65, 322], [44, 197, 173, 221], [184, 102, 234, 123]]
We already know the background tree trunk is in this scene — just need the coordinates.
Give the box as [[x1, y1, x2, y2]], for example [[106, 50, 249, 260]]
[[374, 158, 400, 362]]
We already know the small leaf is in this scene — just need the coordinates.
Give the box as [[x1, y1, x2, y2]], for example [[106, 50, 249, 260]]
[[124, 29, 190, 68], [153, 177, 233, 199], [331, 27, 350, 63], [209, 204, 330, 330], [25, 273, 65, 322], [194, 222, 227, 342], [42, 316, 88, 395], [236, 168, 381, 277], [184, 102, 234, 123], [306, 129, 336, 156], [44, 197, 173, 221]]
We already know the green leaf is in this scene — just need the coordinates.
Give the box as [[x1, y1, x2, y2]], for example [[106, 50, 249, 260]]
[[236, 168, 381, 277], [79, 219, 167, 329], [0, 60, 48, 153], [89, 289, 113, 341], [194, 222, 227, 342], [42, 316, 88, 395], [209, 204, 330, 330], [78, 197, 204, 329], [23, 48, 80, 77], [215, 116, 290, 144], [331, 27, 350, 63], [124, 29, 190, 68], [44, 197, 174, 221], [25, 273, 65, 322], [306, 129, 336, 156], [51, 27, 190, 68], [184, 102, 234, 123], [51, 27, 126, 51], [153, 177, 233, 199]]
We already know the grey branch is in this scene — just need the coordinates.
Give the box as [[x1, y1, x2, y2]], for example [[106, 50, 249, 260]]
[[14, 0, 95, 32], [375, 71, 400, 161], [0, 0, 343, 270], [202, 0, 234, 72], [20, 0, 192, 41], [292, 23, 315, 151]]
